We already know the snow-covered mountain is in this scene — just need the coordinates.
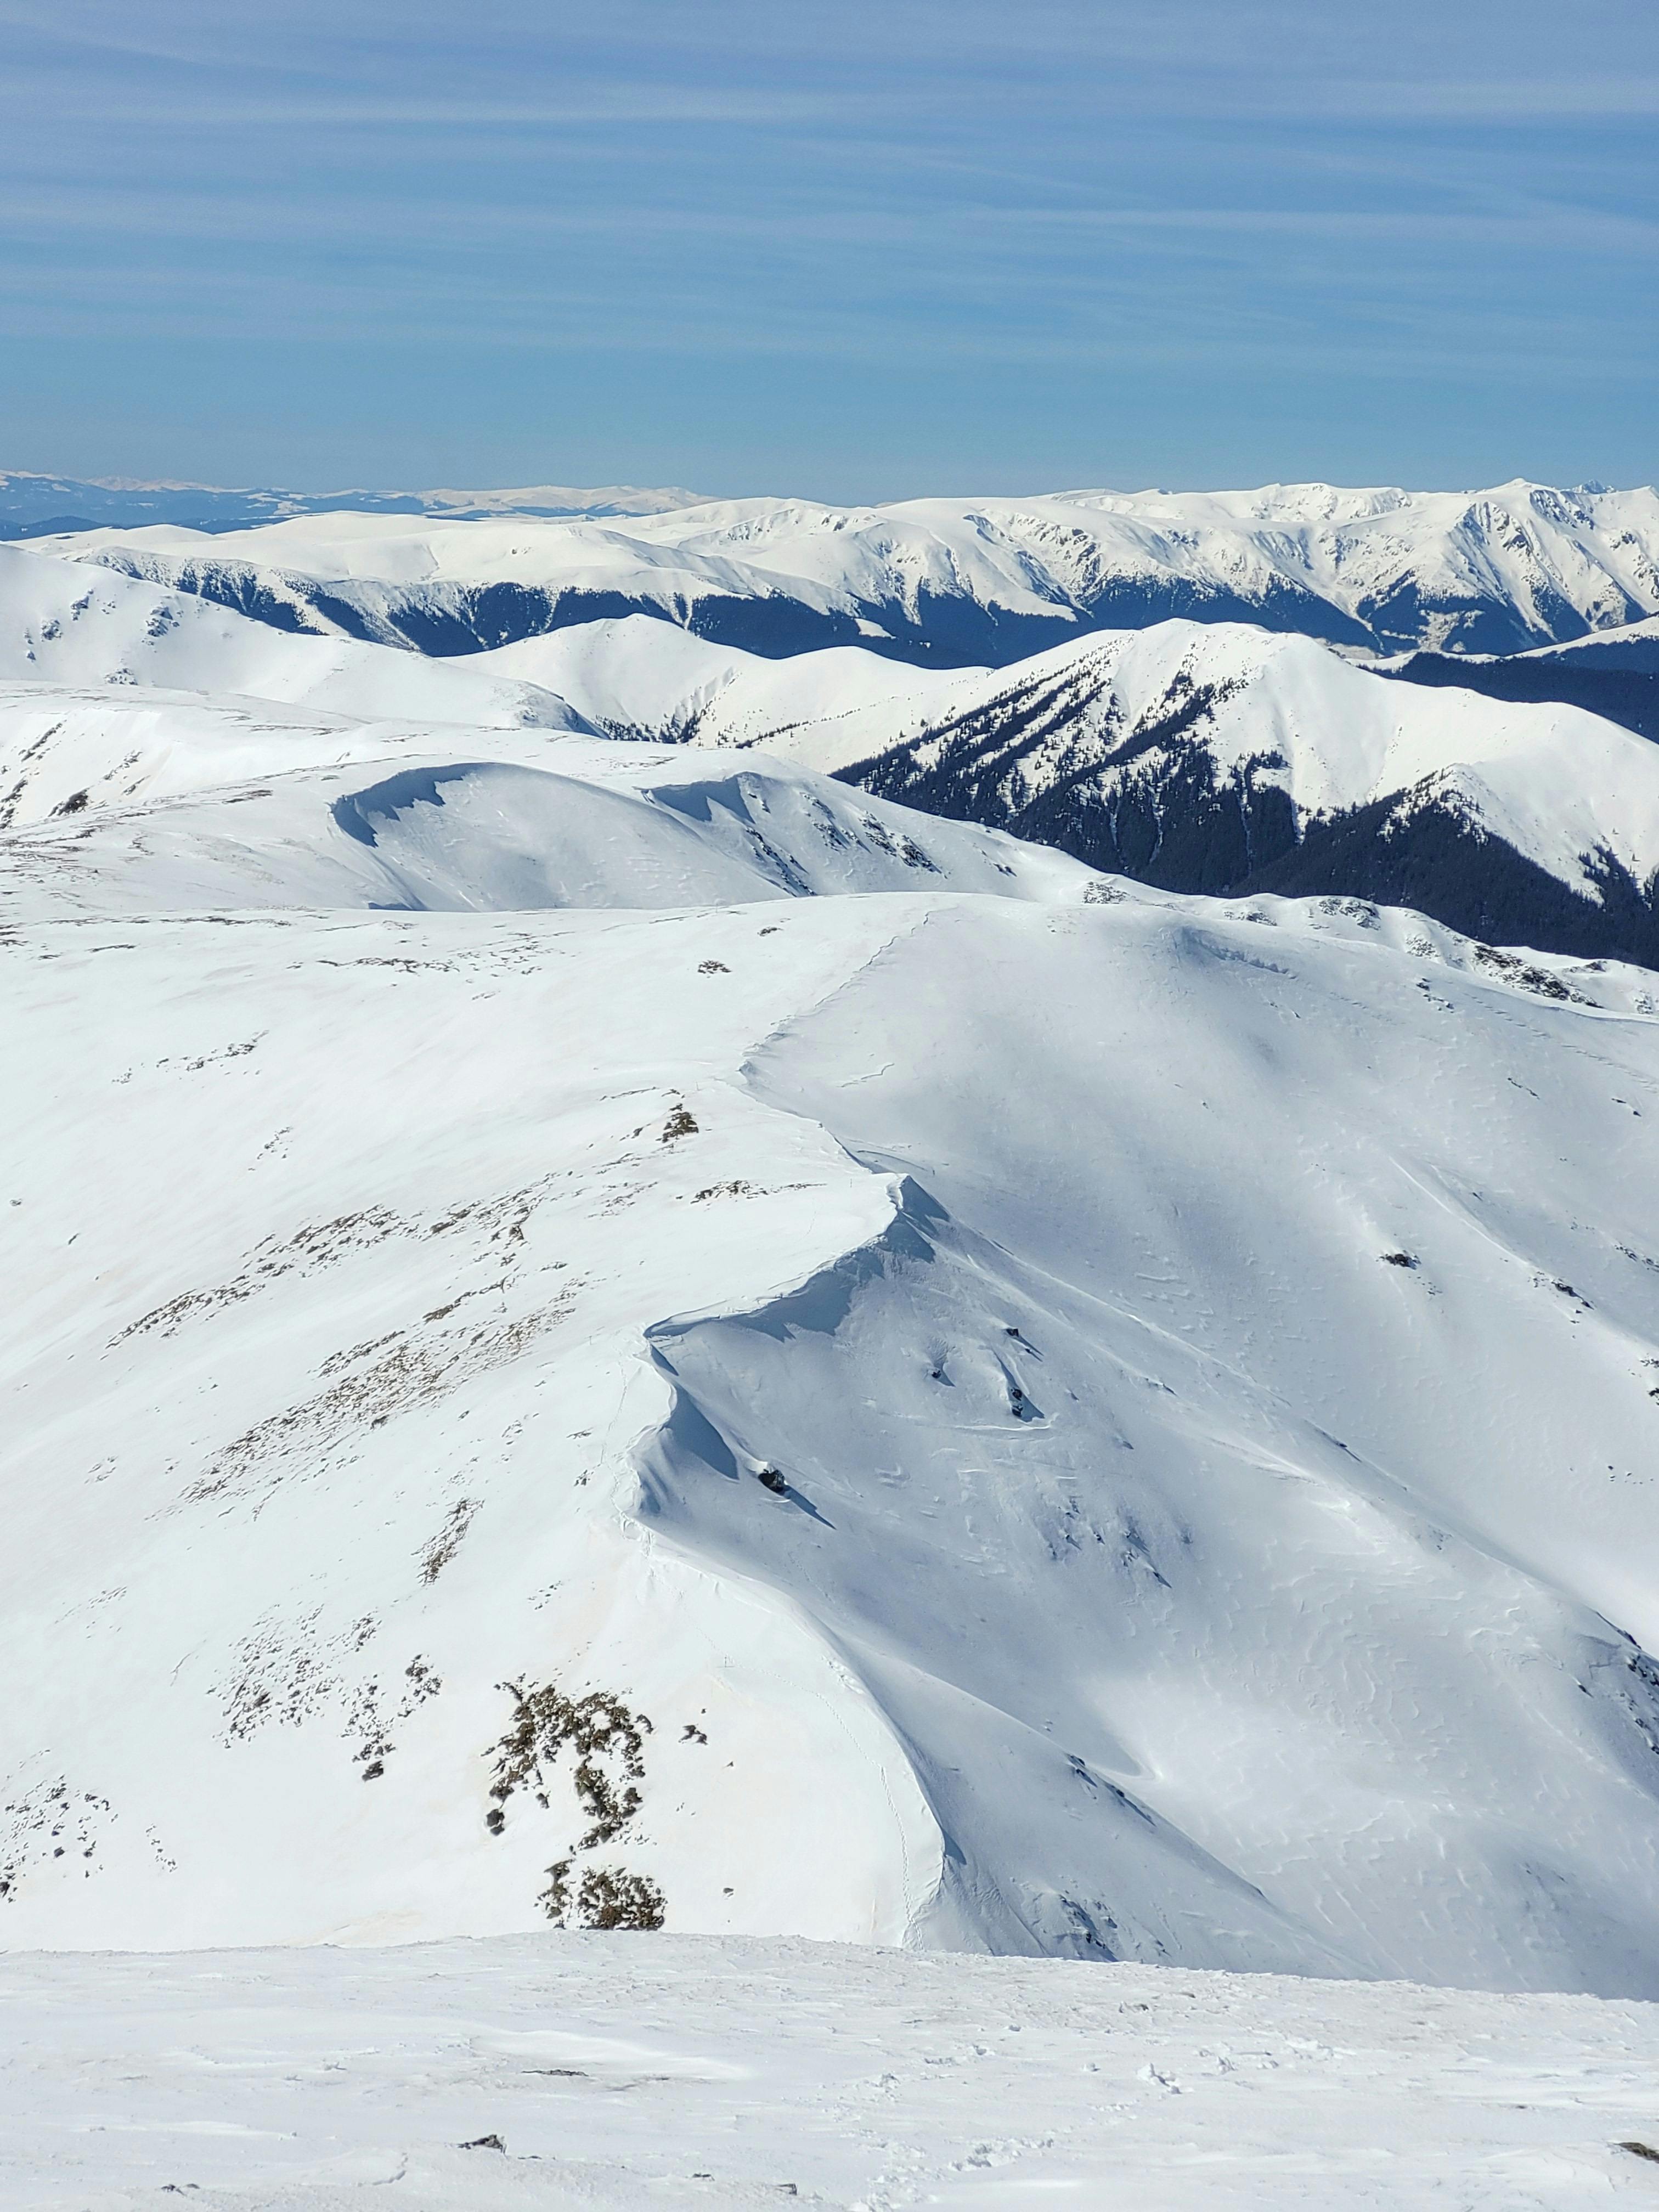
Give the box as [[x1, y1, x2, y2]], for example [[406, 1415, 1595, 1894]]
[[0, 471, 704, 540], [1391, 612, 1659, 744], [471, 615, 968, 747], [445, 614, 1659, 970], [0, 541, 587, 737], [8, 673, 1659, 1998], [10, 516, 1659, 970], [43, 479, 1659, 663], [827, 623, 1659, 970]]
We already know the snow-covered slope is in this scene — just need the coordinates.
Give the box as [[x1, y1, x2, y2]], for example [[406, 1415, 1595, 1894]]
[[7, 697, 1659, 1997], [0, 686, 592, 831], [1390, 611, 1659, 745], [0, 543, 586, 732], [44, 478, 1659, 664], [2, 734, 1068, 913], [1523, 611, 1659, 673], [9, 1934, 1659, 2209], [470, 617, 769, 740], [474, 614, 972, 747], [514, 615, 1659, 969]]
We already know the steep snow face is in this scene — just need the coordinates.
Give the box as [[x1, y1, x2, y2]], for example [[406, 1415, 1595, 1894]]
[[46, 479, 1659, 663], [9, 1936, 1659, 2210], [831, 623, 1659, 893], [6, 710, 1659, 1995], [0, 544, 585, 731]]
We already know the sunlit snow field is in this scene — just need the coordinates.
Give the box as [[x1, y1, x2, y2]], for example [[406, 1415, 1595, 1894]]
[[7, 1935, 1659, 2209]]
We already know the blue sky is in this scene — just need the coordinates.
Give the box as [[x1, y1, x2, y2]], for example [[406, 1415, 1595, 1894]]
[[1, 0, 1655, 497]]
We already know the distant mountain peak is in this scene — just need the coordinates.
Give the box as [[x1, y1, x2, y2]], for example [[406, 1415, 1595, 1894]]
[[0, 469, 709, 537]]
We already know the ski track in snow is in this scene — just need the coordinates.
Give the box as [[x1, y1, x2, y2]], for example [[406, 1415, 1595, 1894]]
[[5, 1933, 1659, 2210]]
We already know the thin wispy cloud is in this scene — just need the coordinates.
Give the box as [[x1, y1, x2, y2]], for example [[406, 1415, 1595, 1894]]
[[0, 0, 1652, 492]]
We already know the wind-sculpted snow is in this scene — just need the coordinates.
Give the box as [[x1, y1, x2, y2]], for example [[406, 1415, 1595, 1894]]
[[0, 729, 1070, 913], [44, 477, 1659, 664], [8, 1936, 1659, 2210], [637, 1182, 1349, 1978], [6, 707, 1659, 1995], [634, 901, 1659, 1993]]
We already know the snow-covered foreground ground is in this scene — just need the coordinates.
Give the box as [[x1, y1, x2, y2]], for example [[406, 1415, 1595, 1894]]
[[7, 1933, 1659, 2210]]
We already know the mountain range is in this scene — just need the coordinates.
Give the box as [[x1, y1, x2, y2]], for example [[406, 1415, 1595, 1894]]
[[9, 485, 1659, 1995], [5, 523, 1658, 969], [0, 470, 703, 540], [35, 478, 1659, 663], [8, 693, 1659, 1994]]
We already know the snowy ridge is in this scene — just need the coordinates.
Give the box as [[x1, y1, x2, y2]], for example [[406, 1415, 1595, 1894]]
[[473, 616, 968, 752], [831, 621, 1659, 894], [1510, 611, 1659, 673], [635, 1173, 1351, 1975], [0, 729, 1073, 911], [460, 615, 1659, 969], [42, 478, 1659, 663], [7, 697, 1659, 1995], [0, 541, 588, 740], [1382, 613, 1659, 749]]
